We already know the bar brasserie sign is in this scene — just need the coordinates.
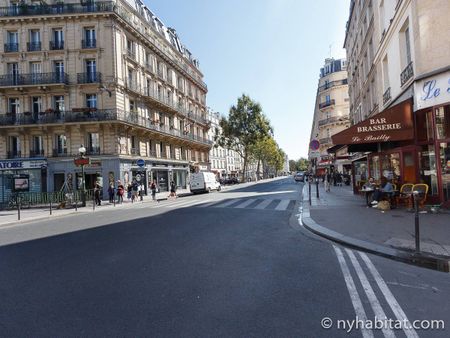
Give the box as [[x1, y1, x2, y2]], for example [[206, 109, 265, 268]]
[[332, 100, 414, 145]]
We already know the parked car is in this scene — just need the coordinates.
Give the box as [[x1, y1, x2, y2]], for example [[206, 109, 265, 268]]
[[190, 172, 221, 193], [294, 171, 305, 182]]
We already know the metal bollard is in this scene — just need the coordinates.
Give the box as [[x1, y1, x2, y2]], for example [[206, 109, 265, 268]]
[[315, 178, 319, 199], [113, 191, 116, 207], [75, 193, 78, 211], [308, 178, 312, 205], [50, 200, 52, 215], [17, 198, 21, 221], [413, 191, 420, 253], [93, 193, 95, 211]]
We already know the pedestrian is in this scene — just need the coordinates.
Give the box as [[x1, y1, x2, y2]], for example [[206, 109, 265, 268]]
[[108, 183, 114, 203], [131, 180, 139, 203], [150, 179, 158, 202], [94, 182, 102, 206], [139, 183, 144, 201], [325, 170, 331, 192], [336, 172, 343, 187], [127, 183, 132, 202], [117, 180, 124, 204], [168, 181, 177, 199]]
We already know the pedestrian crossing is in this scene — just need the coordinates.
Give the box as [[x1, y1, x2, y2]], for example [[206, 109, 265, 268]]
[[138, 197, 296, 212]]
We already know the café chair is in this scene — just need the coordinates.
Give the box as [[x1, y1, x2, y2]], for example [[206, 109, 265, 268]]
[[411, 183, 429, 209], [395, 183, 414, 208], [357, 180, 366, 196]]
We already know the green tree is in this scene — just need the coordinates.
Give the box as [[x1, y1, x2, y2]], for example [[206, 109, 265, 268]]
[[216, 94, 272, 181], [249, 136, 279, 179]]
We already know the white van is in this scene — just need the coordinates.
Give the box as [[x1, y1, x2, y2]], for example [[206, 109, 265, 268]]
[[190, 172, 221, 193]]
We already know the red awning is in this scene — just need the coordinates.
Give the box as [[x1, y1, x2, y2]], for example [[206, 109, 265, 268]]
[[331, 99, 414, 147]]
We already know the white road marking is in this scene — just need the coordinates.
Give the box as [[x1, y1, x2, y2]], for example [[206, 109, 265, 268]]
[[213, 199, 242, 208], [333, 246, 374, 338], [164, 199, 207, 208], [345, 249, 395, 338], [254, 199, 273, 210], [235, 199, 257, 209], [359, 252, 419, 338], [275, 199, 290, 211]]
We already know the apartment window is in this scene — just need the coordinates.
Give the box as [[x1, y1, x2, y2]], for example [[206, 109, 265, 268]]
[[127, 39, 135, 59], [8, 98, 20, 114], [405, 27, 411, 64], [87, 133, 100, 154], [83, 28, 96, 48], [8, 136, 21, 157], [55, 134, 67, 154], [325, 95, 331, 104], [31, 96, 42, 114], [129, 100, 135, 112], [86, 94, 97, 108], [128, 68, 134, 86], [85, 59, 97, 82], [54, 61, 64, 82], [30, 62, 41, 83], [28, 29, 41, 51], [51, 29, 64, 50], [382, 56, 389, 89], [32, 136, 44, 156], [6, 31, 19, 52], [53, 95, 65, 111]]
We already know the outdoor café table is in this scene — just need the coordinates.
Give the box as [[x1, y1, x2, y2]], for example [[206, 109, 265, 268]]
[[360, 187, 374, 206]]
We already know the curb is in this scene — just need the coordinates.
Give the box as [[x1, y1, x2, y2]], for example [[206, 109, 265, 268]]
[[300, 186, 450, 273]]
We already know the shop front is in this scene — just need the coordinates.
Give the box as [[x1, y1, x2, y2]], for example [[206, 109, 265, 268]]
[[414, 71, 450, 206], [0, 159, 47, 205]]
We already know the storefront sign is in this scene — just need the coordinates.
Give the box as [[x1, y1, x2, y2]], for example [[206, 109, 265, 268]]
[[332, 100, 414, 145], [74, 158, 90, 166], [0, 159, 46, 170], [415, 71, 450, 110]]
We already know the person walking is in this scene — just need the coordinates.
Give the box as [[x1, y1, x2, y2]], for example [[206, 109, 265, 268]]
[[127, 183, 132, 202], [139, 183, 144, 201], [131, 180, 139, 203], [94, 182, 102, 206], [168, 181, 177, 199], [108, 183, 115, 203], [150, 179, 158, 202], [325, 170, 331, 192], [117, 180, 124, 204]]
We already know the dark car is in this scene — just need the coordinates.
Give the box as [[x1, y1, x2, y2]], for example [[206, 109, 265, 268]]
[[294, 171, 305, 182]]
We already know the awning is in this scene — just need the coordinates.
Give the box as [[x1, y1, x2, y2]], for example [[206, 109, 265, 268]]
[[331, 99, 414, 151]]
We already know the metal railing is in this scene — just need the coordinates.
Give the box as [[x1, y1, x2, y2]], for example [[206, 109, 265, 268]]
[[49, 41, 64, 50], [0, 109, 213, 146], [29, 149, 45, 157], [319, 137, 332, 145], [319, 99, 336, 109], [86, 146, 101, 155], [318, 116, 349, 127], [52, 148, 68, 157], [7, 151, 21, 159], [82, 38, 96, 49], [27, 41, 41, 51], [383, 87, 391, 105], [318, 79, 348, 92], [0, 72, 69, 86], [77, 72, 102, 84], [4, 43, 19, 52], [400, 61, 414, 86]]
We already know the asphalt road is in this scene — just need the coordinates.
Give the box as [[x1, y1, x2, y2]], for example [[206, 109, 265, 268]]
[[0, 177, 449, 337]]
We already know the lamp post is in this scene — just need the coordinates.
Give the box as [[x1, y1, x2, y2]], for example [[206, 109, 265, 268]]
[[78, 145, 87, 207]]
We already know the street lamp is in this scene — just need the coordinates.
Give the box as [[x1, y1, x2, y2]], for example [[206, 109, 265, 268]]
[[78, 145, 86, 207]]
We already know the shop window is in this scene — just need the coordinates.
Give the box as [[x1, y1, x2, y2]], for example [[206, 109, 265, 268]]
[[370, 155, 380, 180], [416, 110, 434, 142], [418, 145, 439, 197], [435, 106, 450, 140], [439, 142, 450, 202]]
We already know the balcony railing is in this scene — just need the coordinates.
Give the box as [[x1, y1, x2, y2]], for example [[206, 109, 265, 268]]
[[86, 146, 101, 155], [0, 72, 69, 86], [131, 148, 140, 156], [126, 80, 140, 93], [49, 41, 64, 50], [318, 116, 349, 127], [400, 61, 414, 86], [4, 43, 19, 52], [82, 39, 96, 49], [77, 72, 102, 84], [318, 79, 348, 92], [27, 42, 41, 51], [319, 99, 336, 109], [0, 2, 115, 17], [127, 49, 136, 60], [0, 109, 213, 146], [319, 137, 332, 145], [52, 148, 68, 157], [383, 87, 391, 105], [29, 149, 45, 157], [7, 151, 22, 159]]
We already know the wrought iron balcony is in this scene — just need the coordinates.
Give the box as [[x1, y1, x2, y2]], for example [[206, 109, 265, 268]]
[[4, 43, 19, 52], [0, 72, 69, 86], [318, 116, 349, 127], [318, 79, 348, 92], [130, 148, 140, 156], [126, 80, 140, 93], [82, 39, 96, 49], [50, 41, 64, 50], [86, 146, 101, 155], [319, 99, 336, 109], [29, 149, 45, 157], [127, 49, 136, 60], [52, 148, 68, 157], [319, 137, 332, 145], [0, 2, 115, 17], [27, 42, 41, 51], [77, 72, 102, 84], [400, 61, 414, 86], [383, 87, 391, 105], [7, 151, 22, 159]]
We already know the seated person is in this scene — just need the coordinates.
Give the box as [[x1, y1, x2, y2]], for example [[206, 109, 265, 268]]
[[371, 177, 394, 206], [362, 177, 376, 190]]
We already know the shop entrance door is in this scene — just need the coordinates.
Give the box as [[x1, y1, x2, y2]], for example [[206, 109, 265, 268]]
[[53, 173, 65, 192], [402, 150, 417, 184], [438, 142, 450, 204]]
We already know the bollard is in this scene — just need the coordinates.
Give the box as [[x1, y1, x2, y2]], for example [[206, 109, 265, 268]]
[[93, 193, 95, 211], [308, 178, 312, 205], [75, 193, 78, 211], [49, 200, 52, 215], [413, 191, 420, 253], [113, 190, 116, 207], [17, 197, 21, 221], [315, 178, 319, 199]]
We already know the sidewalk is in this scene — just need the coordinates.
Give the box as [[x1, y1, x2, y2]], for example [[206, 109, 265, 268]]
[[301, 182, 450, 272]]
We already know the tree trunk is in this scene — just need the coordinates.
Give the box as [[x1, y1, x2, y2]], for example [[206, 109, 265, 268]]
[[256, 159, 261, 181], [242, 153, 248, 182]]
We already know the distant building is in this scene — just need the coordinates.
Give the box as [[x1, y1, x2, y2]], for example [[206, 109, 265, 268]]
[[308, 58, 350, 175]]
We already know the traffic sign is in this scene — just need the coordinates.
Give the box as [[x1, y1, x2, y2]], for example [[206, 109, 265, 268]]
[[137, 158, 145, 167], [310, 139, 320, 151]]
